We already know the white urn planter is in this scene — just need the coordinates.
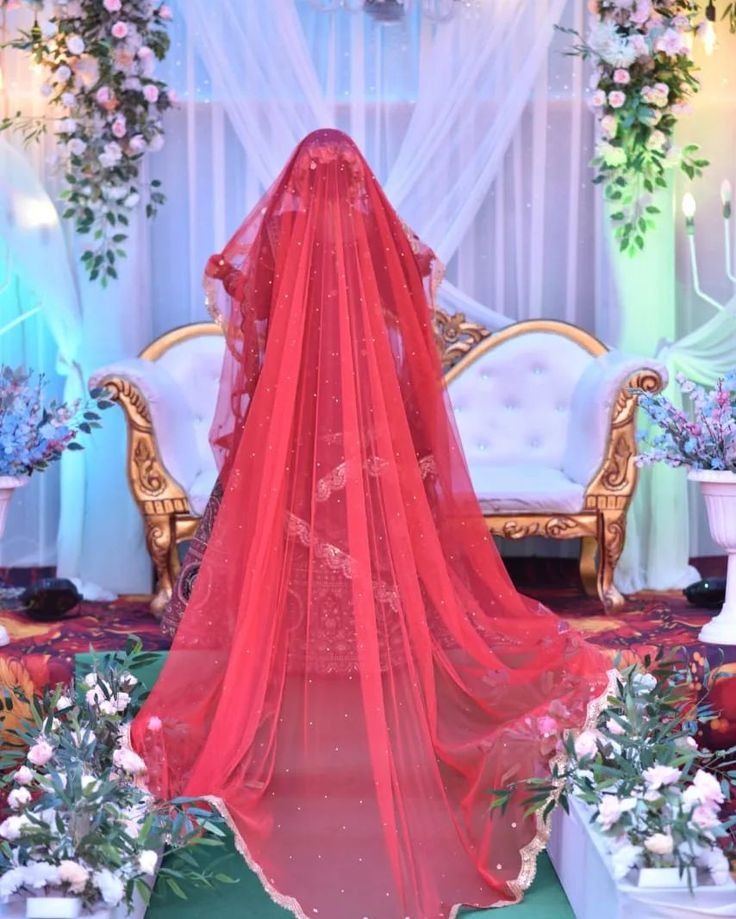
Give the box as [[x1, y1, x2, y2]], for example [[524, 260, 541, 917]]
[[0, 475, 28, 541], [25, 898, 81, 919], [636, 866, 691, 889], [689, 469, 736, 645]]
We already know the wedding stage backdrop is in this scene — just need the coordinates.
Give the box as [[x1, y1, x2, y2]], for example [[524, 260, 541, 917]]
[[0, 0, 735, 594]]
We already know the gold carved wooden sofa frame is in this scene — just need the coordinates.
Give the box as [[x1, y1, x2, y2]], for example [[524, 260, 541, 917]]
[[99, 313, 663, 614]]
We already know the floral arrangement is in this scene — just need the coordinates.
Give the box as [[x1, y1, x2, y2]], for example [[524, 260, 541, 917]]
[[562, 1, 706, 254], [1, 0, 175, 285], [0, 367, 111, 477], [635, 371, 736, 471], [491, 654, 736, 883], [0, 640, 233, 910]]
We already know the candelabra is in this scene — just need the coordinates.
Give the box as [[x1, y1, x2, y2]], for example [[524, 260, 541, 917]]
[[681, 181, 736, 314]]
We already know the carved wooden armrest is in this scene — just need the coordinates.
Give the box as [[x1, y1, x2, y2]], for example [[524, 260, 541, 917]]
[[586, 366, 666, 507], [96, 373, 189, 514]]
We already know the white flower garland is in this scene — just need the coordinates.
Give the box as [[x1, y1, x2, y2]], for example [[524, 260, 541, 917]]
[[1, 0, 175, 285]]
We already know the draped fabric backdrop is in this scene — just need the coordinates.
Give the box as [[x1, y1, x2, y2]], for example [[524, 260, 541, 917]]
[[0, 0, 732, 592]]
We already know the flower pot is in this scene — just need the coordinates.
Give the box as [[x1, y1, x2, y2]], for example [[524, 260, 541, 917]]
[[0, 476, 28, 541], [689, 470, 736, 645], [636, 866, 692, 888], [25, 897, 81, 919]]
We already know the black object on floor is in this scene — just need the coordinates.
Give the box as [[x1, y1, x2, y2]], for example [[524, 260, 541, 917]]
[[22, 578, 82, 621], [683, 577, 726, 610]]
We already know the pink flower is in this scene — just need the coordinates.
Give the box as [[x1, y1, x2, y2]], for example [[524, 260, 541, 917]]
[[13, 766, 33, 785], [158, 4, 173, 20], [642, 765, 681, 789], [605, 717, 625, 736], [112, 116, 127, 139], [608, 91, 626, 110], [590, 89, 607, 108], [138, 46, 154, 60], [655, 28, 688, 57], [691, 804, 720, 831], [111, 21, 129, 40], [600, 115, 618, 139], [128, 134, 147, 154], [630, 0, 652, 24], [613, 69, 630, 85], [103, 0, 122, 11], [597, 795, 636, 831], [143, 84, 159, 104], [95, 85, 113, 105], [644, 832, 674, 856], [629, 34, 649, 58], [27, 738, 54, 767]]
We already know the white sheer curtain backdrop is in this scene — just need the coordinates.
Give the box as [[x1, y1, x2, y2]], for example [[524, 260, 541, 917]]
[[1, 0, 732, 591]]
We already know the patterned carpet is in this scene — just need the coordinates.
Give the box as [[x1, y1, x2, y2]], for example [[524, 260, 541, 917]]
[[0, 558, 733, 703]]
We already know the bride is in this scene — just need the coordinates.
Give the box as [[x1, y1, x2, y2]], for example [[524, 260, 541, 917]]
[[131, 128, 609, 919]]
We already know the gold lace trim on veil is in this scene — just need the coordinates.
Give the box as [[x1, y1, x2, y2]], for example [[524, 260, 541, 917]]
[[123, 667, 616, 917]]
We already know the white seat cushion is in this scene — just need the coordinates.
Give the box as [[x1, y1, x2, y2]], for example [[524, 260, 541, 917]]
[[187, 468, 219, 515], [469, 463, 586, 514]]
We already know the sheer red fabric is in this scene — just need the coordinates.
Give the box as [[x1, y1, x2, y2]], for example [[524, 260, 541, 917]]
[[132, 129, 609, 919]]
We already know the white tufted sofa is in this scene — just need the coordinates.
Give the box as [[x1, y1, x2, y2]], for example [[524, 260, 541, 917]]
[[446, 319, 666, 608], [94, 318, 665, 614]]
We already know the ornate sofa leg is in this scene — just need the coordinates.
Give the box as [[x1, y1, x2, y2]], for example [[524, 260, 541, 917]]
[[597, 509, 627, 611], [144, 513, 178, 618], [579, 537, 598, 598]]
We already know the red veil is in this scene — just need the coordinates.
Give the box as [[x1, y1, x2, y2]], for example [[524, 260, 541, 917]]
[[132, 129, 609, 918]]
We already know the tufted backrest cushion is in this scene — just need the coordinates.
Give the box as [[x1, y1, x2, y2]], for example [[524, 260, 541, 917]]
[[447, 331, 595, 469], [153, 335, 225, 493]]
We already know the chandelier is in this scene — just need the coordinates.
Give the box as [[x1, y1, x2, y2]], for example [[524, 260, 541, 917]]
[[306, 0, 481, 23]]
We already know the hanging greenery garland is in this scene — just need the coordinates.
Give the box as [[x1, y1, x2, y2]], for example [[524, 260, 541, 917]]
[[562, 1, 707, 255], [0, 0, 175, 286]]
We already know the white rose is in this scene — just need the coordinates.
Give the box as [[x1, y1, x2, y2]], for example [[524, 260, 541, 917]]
[[24, 861, 61, 890], [0, 814, 30, 841], [574, 730, 599, 759], [61, 92, 76, 108], [99, 699, 117, 716], [138, 850, 158, 875], [644, 832, 674, 856], [40, 84, 53, 97], [123, 192, 140, 209], [56, 64, 71, 82], [58, 860, 90, 894], [7, 787, 31, 810], [56, 694, 74, 711], [642, 765, 681, 790], [83, 672, 98, 688], [112, 747, 146, 775], [81, 775, 99, 793], [632, 672, 657, 693], [86, 685, 105, 707], [609, 839, 642, 880], [93, 868, 124, 906], [120, 672, 138, 687], [66, 35, 85, 55], [0, 866, 26, 899], [147, 132, 165, 152]]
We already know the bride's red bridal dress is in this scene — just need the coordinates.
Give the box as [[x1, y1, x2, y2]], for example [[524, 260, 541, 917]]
[[132, 129, 610, 919]]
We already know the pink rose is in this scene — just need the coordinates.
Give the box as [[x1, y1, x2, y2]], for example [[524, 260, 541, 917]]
[[691, 804, 720, 831], [95, 85, 112, 105], [128, 134, 147, 154], [143, 84, 159, 103], [608, 91, 626, 110], [158, 4, 173, 20], [138, 46, 154, 59], [103, 0, 122, 11], [13, 766, 33, 785], [613, 69, 630, 85], [111, 116, 126, 139], [111, 21, 129, 40], [27, 738, 54, 766], [590, 89, 606, 108]]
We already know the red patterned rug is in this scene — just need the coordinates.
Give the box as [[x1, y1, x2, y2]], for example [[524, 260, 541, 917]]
[[0, 558, 732, 706]]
